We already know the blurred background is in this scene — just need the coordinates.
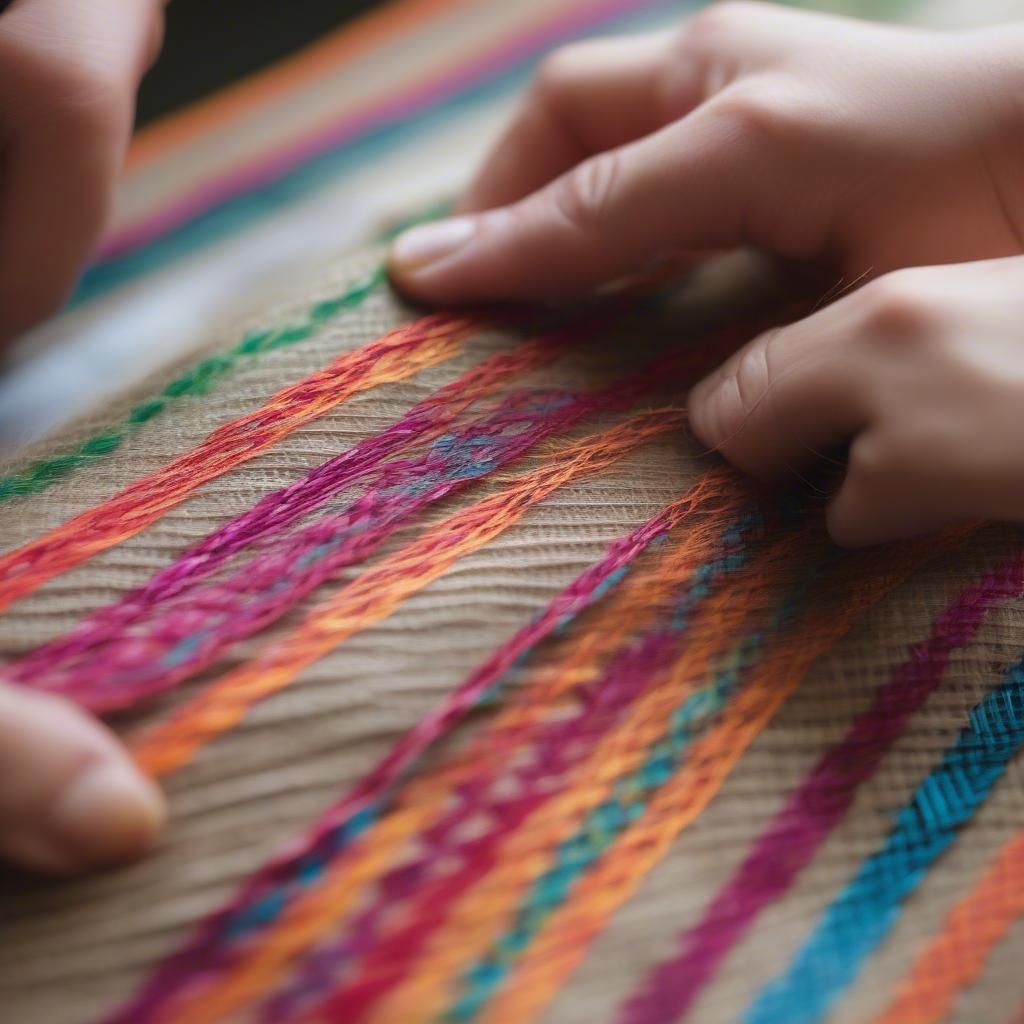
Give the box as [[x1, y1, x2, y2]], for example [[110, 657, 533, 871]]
[[139, 0, 382, 124], [2, 0, 1023, 453]]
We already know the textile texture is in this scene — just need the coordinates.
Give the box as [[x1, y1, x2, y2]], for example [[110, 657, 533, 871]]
[[2, 2, 1024, 1023], [0, 243, 1022, 1024]]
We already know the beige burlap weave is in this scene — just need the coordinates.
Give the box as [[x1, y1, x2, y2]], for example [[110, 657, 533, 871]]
[[0, 246, 1020, 1024]]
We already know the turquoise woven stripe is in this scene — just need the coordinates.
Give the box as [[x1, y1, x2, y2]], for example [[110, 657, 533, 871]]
[[744, 660, 1024, 1024]]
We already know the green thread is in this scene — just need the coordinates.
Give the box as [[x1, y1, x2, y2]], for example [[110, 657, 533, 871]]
[[0, 264, 387, 503], [0, 200, 452, 504]]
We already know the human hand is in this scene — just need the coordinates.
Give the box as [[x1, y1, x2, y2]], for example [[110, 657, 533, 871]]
[[689, 256, 1024, 546], [0, 0, 165, 345], [0, 681, 164, 873], [0, 1, 168, 869], [388, 3, 1024, 301]]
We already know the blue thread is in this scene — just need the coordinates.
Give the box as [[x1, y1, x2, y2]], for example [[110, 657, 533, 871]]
[[224, 801, 379, 940], [744, 661, 1024, 1024], [443, 636, 764, 1023]]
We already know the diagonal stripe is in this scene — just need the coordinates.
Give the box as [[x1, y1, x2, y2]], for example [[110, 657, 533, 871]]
[[124, 0, 478, 173], [314, 532, 791, 1024], [619, 549, 1024, 1024], [0, 312, 476, 610], [130, 409, 687, 777], [365, 534, 819, 1024], [10, 318, 595, 705], [113, 477, 747, 1024], [745, 657, 1024, 1024], [0, 266, 384, 503], [114, 410, 685, 1024], [479, 533, 959, 1024], [874, 831, 1024, 1024]]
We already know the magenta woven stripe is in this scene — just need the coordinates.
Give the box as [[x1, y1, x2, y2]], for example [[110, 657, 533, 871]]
[[12, 385, 605, 710], [3, 325, 577, 688], [105, 487, 730, 1024], [618, 548, 1024, 1024]]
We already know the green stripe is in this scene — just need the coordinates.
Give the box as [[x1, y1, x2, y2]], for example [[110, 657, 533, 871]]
[[0, 265, 386, 503]]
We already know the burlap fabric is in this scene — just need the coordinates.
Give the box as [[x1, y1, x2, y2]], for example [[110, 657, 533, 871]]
[[0, 246, 1020, 1024]]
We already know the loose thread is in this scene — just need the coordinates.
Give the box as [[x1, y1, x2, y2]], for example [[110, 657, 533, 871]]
[[619, 543, 1023, 1024], [0, 312, 478, 612], [874, 831, 1024, 1024]]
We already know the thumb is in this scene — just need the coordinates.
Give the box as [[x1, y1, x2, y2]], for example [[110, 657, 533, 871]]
[[0, 683, 165, 874], [388, 93, 782, 303]]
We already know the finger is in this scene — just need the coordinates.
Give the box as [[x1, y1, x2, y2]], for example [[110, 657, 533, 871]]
[[0, 0, 162, 343], [390, 89, 799, 302], [688, 305, 869, 480], [459, 33, 683, 214], [459, 0, 827, 215], [0, 683, 165, 874], [826, 434, 961, 547]]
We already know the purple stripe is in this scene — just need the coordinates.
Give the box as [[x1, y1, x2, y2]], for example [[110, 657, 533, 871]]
[[3, 326, 575, 690], [104, 495, 712, 1024], [618, 547, 1024, 1024]]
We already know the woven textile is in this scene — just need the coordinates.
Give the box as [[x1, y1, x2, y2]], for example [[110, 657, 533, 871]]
[[0, 241, 1022, 1024], [2, 2, 1024, 1022]]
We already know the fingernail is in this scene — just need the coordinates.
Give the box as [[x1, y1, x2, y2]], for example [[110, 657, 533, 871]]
[[47, 762, 166, 867], [390, 216, 476, 272]]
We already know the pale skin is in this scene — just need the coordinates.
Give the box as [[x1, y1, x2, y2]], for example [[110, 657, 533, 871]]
[[4, 1, 1024, 873]]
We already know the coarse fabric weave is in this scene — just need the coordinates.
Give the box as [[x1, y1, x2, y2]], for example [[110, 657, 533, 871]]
[[0, 242, 1021, 1024]]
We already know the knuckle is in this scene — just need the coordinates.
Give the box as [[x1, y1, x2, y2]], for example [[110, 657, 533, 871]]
[[552, 151, 622, 235], [534, 43, 588, 99], [857, 272, 939, 342], [710, 80, 809, 147], [680, 2, 765, 46]]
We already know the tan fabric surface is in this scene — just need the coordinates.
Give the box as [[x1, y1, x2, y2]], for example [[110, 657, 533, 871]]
[[0, 246, 1021, 1024]]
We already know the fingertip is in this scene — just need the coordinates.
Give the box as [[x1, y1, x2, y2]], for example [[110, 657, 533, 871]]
[[826, 474, 889, 548], [0, 685, 166, 875], [46, 760, 166, 873], [387, 216, 479, 302]]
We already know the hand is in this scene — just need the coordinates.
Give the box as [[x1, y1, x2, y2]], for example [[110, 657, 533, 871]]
[[0, 0, 166, 345], [0, 682, 164, 873], [388, 3, 1024, 301], [690, 256, 1024, 546], [0, 0, 167, 873]]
